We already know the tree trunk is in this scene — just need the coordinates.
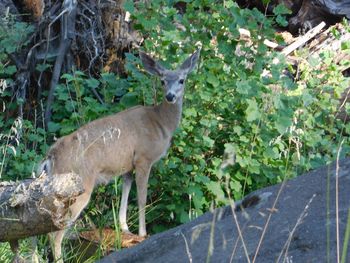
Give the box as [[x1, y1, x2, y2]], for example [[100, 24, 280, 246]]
[[0, 172, 84, 242]]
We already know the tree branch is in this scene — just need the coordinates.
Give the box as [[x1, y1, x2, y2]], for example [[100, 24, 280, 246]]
[[44, 0, 78, 126], [0, 172, 84, 242]]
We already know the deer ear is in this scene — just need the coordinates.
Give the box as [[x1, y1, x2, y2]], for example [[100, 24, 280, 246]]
[[180, 49, 200, 74], [139, 51, 165, 76]]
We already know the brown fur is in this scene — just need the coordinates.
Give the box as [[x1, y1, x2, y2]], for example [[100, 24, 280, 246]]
[[47, 104, 177, 186], [41, 50, 200, 262]]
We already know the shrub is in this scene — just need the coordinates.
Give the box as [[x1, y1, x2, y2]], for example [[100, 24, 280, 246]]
[[1, 2, 349, 236], [121, 0, 350, 232]]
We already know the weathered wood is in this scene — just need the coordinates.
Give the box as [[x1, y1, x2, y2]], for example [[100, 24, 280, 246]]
[[0, 173, 84, 242], [281, 22, 326, 56]]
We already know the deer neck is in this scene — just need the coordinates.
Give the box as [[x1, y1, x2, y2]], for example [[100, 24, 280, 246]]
[[156, 95, 184, 135]]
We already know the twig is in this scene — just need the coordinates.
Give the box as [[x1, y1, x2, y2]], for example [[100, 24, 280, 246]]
[[44, 0, 78, 126], [336, 139, 344, 263], [276, 194, 316, 263], [181, 232, 193, 263], [230, 219, 250, 263], [228, 201, 251, 262], [263, 39, 279, 49], [224, 176, 251, 263], [78, 10, 104, 104], [206, 205, 216, 263], [252, 181, 287, 262], [335, 88, 350, 120], [281, 22, 326, 56], [341, 209, 350, 263]]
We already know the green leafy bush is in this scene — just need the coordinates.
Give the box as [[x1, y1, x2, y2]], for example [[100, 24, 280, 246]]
[[1, 1, 349, 237], [0, 17, 43, 180], [120, 0, 350, 232]]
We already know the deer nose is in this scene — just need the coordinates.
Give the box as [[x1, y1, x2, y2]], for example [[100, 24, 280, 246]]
[[165, 93, 176, 103]]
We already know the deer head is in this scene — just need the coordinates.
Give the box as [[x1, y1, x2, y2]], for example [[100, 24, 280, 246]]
[[139, 49, 200, 104]]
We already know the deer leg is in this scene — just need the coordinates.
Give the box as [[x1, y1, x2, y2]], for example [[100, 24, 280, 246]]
[[9, 240, 21, 263], [50, 230, 65, 263], [119, 172, 133, 233], [51, 188, 93, 263], [135, 162, 151, 237]]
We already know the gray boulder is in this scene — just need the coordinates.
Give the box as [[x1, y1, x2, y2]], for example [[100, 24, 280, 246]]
[[99, 158, 350, 263]]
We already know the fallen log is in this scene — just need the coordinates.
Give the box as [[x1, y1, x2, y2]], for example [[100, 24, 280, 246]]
[[0, 172, 84, 242]]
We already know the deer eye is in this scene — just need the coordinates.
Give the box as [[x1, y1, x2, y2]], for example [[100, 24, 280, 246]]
[[179, 79, 184, 84]]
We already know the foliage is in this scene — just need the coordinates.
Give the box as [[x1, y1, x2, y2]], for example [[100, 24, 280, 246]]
[[48, 71, 128, 135], [121, 0, 350, 232], [0, 16, 42, 180], [0, 0, 349, 245], [0, 237, 49, 263], [0, 242, 12, 263]]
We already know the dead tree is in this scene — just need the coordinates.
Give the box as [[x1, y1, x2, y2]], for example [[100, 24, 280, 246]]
[[0, 172, 84, 242], [0, 0, 141, 128]]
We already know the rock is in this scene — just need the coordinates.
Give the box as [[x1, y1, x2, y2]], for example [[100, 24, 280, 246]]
[[99, 158, 350, 262]]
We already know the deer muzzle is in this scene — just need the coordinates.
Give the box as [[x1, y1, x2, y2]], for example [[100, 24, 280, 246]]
[[165, 92, 176, 103]]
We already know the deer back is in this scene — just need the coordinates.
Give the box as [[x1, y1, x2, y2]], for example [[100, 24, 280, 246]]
[[42, 105, 173, 184]]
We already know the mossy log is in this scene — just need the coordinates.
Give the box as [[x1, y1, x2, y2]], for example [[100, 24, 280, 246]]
[[0, 173, 84, 242]]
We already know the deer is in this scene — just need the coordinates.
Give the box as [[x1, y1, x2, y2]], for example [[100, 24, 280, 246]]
[[38, 49, 200, 262]]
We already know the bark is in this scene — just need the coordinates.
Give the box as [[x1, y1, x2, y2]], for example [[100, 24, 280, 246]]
[[0, 172, 84, 242], [1, 0, 142, 127], [44, 0, 78, 125]]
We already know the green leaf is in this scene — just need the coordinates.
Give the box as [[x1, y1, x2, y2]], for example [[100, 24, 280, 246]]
[[236, 80, 251, 95], [264, 147, 279, 159], [341, 41, 350, 50], [36, 63, 50, 72], [47, 122, 61, 133], [224, 143, 236, 155], [28, 133, 41, 142], [273, 4, 292, 15], [203, 136, 215, 148], [86, 78, 99, 89], [102, 73, 119, 87], [302, 90, 315, 106], [275, 115, 292, 134], [180, 210, 190, 223], [120, 92, 138, 108], [123, 0, 134, 13], [230, 180, 242, 192], [61, 74, 75, 82], [4, 65, 16, 75], [273, 94, 286, 110], [248, 159, 261, 174], [207, 74, 220, 87], [224, 0, 235, 8], [194, 175, 210, 184], [276, 15, 288, 27], [139, 17, 158, 31], [206, 181, 226, 203], [245, 99, 261, 122], [184, 107, 197, 117], [60, 122, 77, 136]]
